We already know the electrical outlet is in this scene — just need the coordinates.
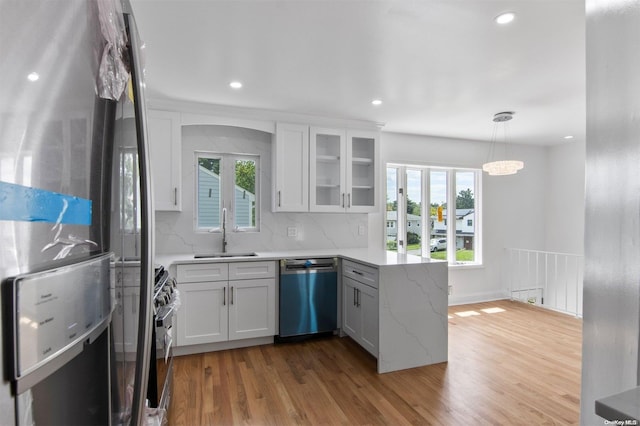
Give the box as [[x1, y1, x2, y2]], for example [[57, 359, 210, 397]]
[[287, 226, 297, 237], [448, 285, 452, 295], [358, 224, 366, 236]]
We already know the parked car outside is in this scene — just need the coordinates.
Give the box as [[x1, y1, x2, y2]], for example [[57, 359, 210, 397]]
[[430, 238, 446, 252]]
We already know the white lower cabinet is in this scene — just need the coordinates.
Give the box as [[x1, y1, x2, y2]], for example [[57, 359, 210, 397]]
[[178, 280, 228, 345], [176, 261, 276, 347], [342, 260, 379, 357], [228, 279, 275, 340], [342, 277, 360, 337]]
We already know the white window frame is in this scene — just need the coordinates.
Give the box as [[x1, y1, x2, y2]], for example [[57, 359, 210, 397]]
[[195, 152, 260, 233], [386, 164, 482, 266]]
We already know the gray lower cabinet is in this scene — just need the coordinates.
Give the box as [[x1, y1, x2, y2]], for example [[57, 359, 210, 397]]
[[342, 260, 379, 356], [176, 261, 276, 347]]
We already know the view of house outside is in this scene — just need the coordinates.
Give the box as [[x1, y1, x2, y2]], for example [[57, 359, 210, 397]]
[[386, 167, 476, 262], [197, 156, 257, 229], [386, 209, 475, 258]]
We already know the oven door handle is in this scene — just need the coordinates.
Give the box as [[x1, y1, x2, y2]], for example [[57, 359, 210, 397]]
[[155, 304, 176, 327]]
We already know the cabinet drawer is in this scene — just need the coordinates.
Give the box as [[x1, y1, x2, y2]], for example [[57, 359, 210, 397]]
[[177, 263, 229, 283], [229, 261, 276, 280], [342, 260, 378, 289]]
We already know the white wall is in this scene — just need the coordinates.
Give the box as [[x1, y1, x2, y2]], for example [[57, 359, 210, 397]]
[[544, 140, 586, 255], [378, 132, 550, 304], [581, 0, 640, 423], [155, 125, 369, 255]]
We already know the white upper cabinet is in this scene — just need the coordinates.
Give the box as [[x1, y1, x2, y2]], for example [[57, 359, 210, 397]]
[[346, 130, 378, 213], [273, 123, 309, 212], [309, 127, 346, 212], [147, 109, 182, 211], [309, 127, 378, 213]]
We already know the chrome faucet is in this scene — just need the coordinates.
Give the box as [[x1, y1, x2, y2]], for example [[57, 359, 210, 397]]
[[221, 207, 228, 253]]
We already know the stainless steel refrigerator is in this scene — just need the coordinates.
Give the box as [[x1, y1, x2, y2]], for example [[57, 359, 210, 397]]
[[0, 1, 154, 424]]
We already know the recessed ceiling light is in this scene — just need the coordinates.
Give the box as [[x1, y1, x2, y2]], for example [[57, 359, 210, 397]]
[[27, 72, 39, 82], [563, 135, 574, 139], [495, 12, 515, 25], [371, 99, 382, 106], [229, 81, 243, 89]]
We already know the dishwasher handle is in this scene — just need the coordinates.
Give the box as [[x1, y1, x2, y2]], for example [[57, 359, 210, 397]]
[[280, 258, 337, 274]]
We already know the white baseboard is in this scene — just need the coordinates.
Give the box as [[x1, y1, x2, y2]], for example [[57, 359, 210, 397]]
[[173, 336, 274, 357], [448, 291, 509, 306]]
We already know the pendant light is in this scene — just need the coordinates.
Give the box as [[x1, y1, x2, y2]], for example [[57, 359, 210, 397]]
[[482, 111, 524, 176]]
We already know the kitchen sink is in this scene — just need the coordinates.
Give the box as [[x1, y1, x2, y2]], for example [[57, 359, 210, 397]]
[[194, 252, 258, 259]]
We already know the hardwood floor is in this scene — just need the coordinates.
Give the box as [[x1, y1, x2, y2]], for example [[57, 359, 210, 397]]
[[168, 300, 582, 425]]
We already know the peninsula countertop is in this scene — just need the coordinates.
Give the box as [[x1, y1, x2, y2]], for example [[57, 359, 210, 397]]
[[156, 248, 445, 269], [157, 246, 448, 374]]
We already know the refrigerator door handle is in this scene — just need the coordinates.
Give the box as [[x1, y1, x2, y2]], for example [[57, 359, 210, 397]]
[[123, 9, 155, 426]]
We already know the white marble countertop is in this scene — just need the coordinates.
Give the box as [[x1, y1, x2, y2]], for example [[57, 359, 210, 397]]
[[156, 247, 445, 269], [155, 247, 449, 374]]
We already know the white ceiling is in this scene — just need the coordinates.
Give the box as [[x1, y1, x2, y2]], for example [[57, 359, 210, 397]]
[[130, 0, 585, 146]]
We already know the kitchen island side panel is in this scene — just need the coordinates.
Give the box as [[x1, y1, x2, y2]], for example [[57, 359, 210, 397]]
[[378, 261, 448, 373]]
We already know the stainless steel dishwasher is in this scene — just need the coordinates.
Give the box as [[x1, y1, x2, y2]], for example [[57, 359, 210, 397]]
[[277, 258, 338, 340]]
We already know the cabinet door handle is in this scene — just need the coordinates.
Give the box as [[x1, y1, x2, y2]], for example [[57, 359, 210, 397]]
[[353, 287, 357, 306], [174, 187, 178, 205], [357, 288, 361, 307], [223, 287, 226, 306], [342, 193, 345, 207], [352, 270, 364, 276], [230, 286, 234, 305], [278, 190, 281, 207], [348, 193, 351, 208]]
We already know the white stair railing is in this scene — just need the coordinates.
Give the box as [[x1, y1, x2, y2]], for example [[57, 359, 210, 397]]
[[504, 248, 583, 317]]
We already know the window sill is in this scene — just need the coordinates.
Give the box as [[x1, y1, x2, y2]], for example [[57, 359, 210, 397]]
[[195, 228, 260, 234], [448, 263, 484, 270]]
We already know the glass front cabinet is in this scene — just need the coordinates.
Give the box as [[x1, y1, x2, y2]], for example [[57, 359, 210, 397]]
[[309, 127, 378, 213]]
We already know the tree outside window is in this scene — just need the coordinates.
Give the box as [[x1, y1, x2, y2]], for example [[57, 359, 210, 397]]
[[196, 153, 259, 231], [386, 165, 481, 265]]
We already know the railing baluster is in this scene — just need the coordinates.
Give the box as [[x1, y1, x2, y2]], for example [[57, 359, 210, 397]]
[[504, 248, 582, 317]]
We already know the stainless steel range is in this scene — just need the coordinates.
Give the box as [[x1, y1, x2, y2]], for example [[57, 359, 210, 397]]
[[147, 265, 179, 423]]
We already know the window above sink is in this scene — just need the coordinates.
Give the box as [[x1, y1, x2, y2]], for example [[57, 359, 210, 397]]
[[195, 152, 259, 233]]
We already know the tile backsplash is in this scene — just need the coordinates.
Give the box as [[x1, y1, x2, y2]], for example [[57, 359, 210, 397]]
[[154, 125, 368, 255]]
